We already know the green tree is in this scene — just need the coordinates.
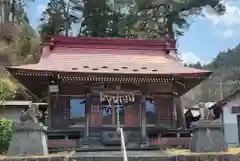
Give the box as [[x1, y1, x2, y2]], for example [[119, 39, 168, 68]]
[[113, 0, 225, 39], [188, 62, 202, 69], [0, 0, 35, 24], [0, 1, 40, 101], [39, 0, 68, 35], [70, 0, 126, 37]]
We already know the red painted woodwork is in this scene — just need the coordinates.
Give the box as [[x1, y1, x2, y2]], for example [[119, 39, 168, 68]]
[[125, 97, 140, 126], [89, 105, 102, 127], [48, 139, 76, 148], [42, 35, 176, 51], [156, 96, 173, 117], [155, 96, 173, 127], [125, 108, 140, 126], [7, 35, 212, 78]]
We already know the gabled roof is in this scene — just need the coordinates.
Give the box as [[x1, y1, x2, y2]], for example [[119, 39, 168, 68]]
[[5, 36, 213, 96], [7, 36, 211, 76]]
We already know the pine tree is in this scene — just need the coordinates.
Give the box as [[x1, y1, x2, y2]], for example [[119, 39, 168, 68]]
[[0, 0, 34, 24], [70, 0, 124, 37], [39, 0, 68, 35], [112, 0, 225, 39]]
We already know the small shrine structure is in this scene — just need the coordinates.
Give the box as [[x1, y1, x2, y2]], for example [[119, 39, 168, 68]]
[[6, 36, 212, 150]]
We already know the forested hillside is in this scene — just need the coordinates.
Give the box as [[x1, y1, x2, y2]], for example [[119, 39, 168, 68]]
[[185, 43, 240, 102], [0, 1, 41, 101]]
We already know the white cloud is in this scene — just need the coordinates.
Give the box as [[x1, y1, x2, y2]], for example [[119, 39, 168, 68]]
[[204, 3, 240, 26], [37, 4, 47, 13], [180, 52, 210, 65], [220, 28, 234, 39], [223, 29, 234, 38]]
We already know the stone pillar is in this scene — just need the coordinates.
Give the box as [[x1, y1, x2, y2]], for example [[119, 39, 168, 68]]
[[190, 120, 227, 152], [7, 122, 48, 156]]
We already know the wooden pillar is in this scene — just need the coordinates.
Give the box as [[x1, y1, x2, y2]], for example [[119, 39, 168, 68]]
[[172, 78, 177, 129], [172, 95, 177, 128], [47, 91, 51, 128], [141, 95, 146, 139], [176, 97, 186, 128], [85, 106, 89, 137], [47, 83, 55, 128], [85, 93, 90, 137], [112, 105, 116, 125]]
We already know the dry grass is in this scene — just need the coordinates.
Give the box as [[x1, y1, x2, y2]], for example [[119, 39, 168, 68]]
[[165, 147, 240, 156], [0, 151, 71, 159]]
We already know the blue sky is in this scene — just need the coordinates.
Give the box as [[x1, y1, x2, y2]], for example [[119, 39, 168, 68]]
[[26, 0, 240, 65]]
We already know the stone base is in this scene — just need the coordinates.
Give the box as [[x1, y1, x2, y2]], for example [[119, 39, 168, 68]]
[[7, 122, 48, 156], [81, 136, 89, 148], [190, 120, 227, 153]]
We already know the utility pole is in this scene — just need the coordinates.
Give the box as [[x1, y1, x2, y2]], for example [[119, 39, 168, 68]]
[[218, 72, 224, 124], [219, 73, 224, 100]]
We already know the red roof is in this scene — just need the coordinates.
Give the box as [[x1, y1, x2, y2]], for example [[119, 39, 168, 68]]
[[7, 36, 211, 76]]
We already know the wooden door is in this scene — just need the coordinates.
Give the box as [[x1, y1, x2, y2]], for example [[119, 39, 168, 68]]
[[125, 105, 139, 126], [89, 95, 102, 127], [50, 96, 70, 129], [89, 105, 102, 127]]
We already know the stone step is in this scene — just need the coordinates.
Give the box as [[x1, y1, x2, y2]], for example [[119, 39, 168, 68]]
[[49, 145, 160, 153]]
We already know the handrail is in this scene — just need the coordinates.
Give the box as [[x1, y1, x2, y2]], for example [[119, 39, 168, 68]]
[[117, 127, 128, 161]]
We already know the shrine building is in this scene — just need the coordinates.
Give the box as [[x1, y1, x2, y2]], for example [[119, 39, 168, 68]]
[[6, 36, 212, 150]]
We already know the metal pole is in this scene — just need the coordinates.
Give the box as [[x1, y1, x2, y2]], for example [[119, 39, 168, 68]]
[[120, 128, 128, 161], [116, 92, 128, 161], [117, 92, 120, 126]]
